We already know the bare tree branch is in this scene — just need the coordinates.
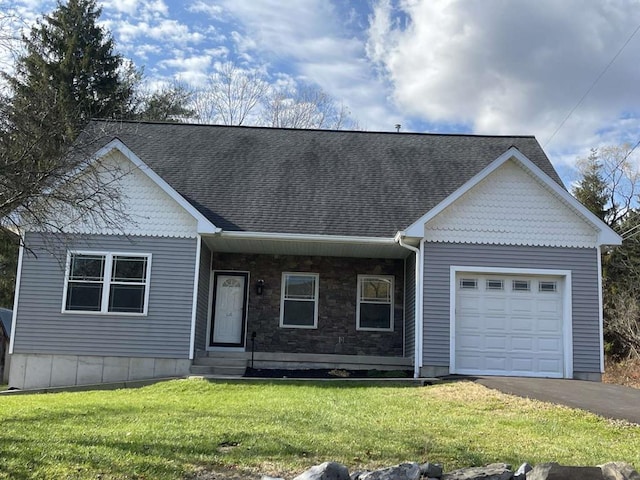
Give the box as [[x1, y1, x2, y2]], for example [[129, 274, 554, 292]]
[[193, 62, 268, 125]]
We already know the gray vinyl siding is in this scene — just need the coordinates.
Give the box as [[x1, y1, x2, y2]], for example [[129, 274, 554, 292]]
[[194, 242, 212, 352], [13, 232, 198, 358], [423, 243, 601, 373], [404, 253, 416, 358]]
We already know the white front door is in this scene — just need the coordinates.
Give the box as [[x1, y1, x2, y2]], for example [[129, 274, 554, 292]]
[[210, 272, 248, 347]]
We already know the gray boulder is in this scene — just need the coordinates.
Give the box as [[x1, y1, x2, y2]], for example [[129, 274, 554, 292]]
[[526, 463, 603, 480], [443, 463, 513, 480], [599, 462, 640, 480], [513, 463, 532, 480], [350, 472, 370, 480], [293, 462, 350, 480], [360, 463, 421, 480], [421, 463, 444, 479]]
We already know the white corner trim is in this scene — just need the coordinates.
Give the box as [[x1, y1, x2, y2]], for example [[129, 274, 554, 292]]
[[95, 139, 220, 235], [448, 265, 573, 379], [8, 243, 25, 355], [404, 147, 622, 246], [418, 239, 425, 371], [189, 234, 202, 360], [394, 232, 423, 378], [597, 246, 605, 373]]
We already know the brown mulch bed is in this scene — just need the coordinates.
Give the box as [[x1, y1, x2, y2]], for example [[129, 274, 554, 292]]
[[603, 357, 640, 389]]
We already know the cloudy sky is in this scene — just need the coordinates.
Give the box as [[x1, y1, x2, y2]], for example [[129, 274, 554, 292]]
[[3, 0, 640, 184]]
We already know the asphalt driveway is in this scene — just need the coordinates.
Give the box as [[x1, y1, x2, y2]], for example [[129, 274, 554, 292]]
[[474, 376, 640, 424]]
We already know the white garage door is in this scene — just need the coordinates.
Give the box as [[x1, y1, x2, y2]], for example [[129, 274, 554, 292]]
[[454, 273, 565, 378]]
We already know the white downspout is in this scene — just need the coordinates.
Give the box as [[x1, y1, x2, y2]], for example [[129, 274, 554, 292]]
[[394, 231, 422, 379]]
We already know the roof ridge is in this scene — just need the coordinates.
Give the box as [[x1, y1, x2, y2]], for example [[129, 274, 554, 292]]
[[88, 118, 537, 139]]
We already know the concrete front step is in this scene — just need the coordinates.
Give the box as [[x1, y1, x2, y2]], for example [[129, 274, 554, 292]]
[[191, 351, 413, 375], [190, 365, 247, 376]]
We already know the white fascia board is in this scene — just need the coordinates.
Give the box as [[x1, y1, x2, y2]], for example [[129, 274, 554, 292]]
[[95, 139, 221, 235], [405, 147, 622, 246], [217, 230, 397, 245]]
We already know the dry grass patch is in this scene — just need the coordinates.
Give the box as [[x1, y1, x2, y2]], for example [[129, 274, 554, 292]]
[[604, 357, 640, 389]]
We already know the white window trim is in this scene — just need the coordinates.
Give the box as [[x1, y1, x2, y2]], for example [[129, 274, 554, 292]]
[[62, 250, 152, 316], [356, 274, 394, 332], [279, 272, 319, 329]]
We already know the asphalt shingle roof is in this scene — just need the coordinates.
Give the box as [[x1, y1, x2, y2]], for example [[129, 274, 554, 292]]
[[86, 120, 562, 238]]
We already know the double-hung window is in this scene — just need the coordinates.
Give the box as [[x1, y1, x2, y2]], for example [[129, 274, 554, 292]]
[[280, 273, 319, 328], [357, 275, 393, 331], [64, 252, 151, 315]]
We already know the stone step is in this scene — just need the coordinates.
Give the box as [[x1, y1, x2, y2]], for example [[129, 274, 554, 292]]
[[190, 365, 247, 376]]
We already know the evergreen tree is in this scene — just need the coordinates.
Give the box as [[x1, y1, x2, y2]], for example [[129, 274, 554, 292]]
[[572, 149, 609, 223], [4, 0, 138, 146], [136, 84, 194, 122]]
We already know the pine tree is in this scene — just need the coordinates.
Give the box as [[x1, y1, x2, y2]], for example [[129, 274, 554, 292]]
[[4, 0, 138, 146], [572, 149, 609, 223]]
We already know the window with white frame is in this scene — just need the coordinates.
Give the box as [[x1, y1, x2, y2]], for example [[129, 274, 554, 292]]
[[357, 275, 393, 331], [280, 273, 319, 328], [64, 252, 151, 314]]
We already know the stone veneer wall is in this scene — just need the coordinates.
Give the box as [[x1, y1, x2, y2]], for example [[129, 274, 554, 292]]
[[211, 253, 405, 357]]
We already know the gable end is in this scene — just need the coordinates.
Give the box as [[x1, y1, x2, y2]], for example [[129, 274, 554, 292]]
[[423, 159, 600, 248]]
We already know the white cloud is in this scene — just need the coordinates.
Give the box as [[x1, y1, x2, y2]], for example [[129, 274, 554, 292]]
[[188, 1, 224, 18], [101, 0, 140, 16], [216, 0, 401, 130], [112, 18, 204, 45], [159, 53, 213, 85], [366, 0, 640, 165]]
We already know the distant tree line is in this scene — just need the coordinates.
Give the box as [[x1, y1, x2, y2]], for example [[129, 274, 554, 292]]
[[572, 145, 640, 359]]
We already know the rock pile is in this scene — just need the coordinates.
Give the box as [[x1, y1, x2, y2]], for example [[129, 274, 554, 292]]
[[264, 460, 640, 480]]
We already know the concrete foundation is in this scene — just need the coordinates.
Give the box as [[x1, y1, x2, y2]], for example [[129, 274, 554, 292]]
[[8, 353, 191, 390], [420, 365, 450, 377], [573, 371, 602, 382]]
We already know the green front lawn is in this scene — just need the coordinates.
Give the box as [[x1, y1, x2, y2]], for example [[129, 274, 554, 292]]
[[0, 379, 637, 479]]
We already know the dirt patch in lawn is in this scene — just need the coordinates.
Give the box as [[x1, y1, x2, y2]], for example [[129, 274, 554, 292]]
[[603, 357, 640, 389]]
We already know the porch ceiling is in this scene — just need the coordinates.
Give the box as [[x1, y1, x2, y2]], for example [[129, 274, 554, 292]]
[[202, 232, 412, 259]]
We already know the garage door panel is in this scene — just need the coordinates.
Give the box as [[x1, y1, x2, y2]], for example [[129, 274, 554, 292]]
[[485, 356, 508, 370], [511, 336, 534, 351], [511, 298, 534, 312], [457, 353, 485, 370], [538, 318, 562, 333], [454, 273, 564, 378], [511, 357, 535, 372], [538, 358, 563, 375], [511, 317, 534, 332], [538, 337, 562, 352], [485, 297, 507, 312], [457, 333, 483, 349], [458, 295, 482, 313], [537, 299, 561, 315], [485, 316, 507, 330], [485, 335, 507, 350]]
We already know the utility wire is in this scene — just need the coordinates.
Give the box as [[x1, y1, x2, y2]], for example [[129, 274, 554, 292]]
[[544, 21, 640, 148]]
